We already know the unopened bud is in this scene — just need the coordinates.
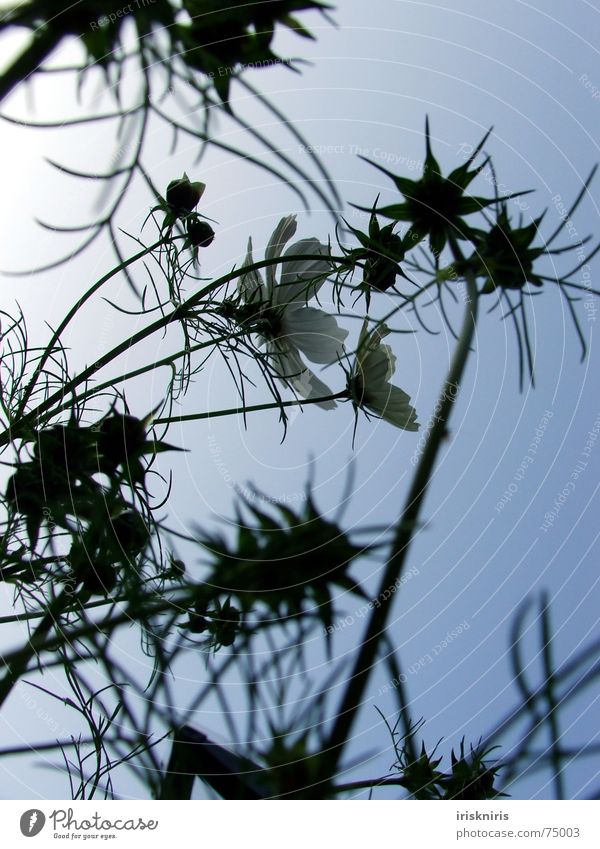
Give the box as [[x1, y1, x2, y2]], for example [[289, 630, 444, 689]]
[[187, 219, 215, 247], [166, 173, 205, 217]]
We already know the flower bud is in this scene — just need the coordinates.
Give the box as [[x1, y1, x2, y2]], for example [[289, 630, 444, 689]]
[[98, 414, 147, 471], [189, 614, 209, 634], [166, 174, 205, 217], [364, 232, 405, 292], [169, 558, 186, 578], [110, 511, 150, 557], [70, 543, 117, 596], [187, 219, 215, 247]]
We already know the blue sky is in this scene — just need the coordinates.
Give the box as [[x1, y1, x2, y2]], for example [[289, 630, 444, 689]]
[[0, 0, 599, 799]]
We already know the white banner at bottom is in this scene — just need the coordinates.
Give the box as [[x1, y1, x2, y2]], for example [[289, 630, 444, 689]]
[[0, 800, 598, 848]]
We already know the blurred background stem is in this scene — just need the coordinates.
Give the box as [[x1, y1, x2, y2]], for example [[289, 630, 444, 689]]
[[326, 270, 479, 773]]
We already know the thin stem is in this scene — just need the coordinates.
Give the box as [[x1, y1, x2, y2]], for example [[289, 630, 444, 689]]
[[482, 634, 600, 752], [0, 593, 132, 626], [0, 252, 347, 446], [0, 591, 192, 673], [0, 736, 113, 757], [15, 237, 169, 417], [540, 593, 565, 800], [325, 271, 479, 771], [154, 392, 348, 425], [383, 637, 418, 766], [334, 777, 409, 794], [67, 329, 250, 408], [0, 589, 72, 710]]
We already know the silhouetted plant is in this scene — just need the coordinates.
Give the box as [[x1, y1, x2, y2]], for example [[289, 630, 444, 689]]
[[0, 3, 599, 803]]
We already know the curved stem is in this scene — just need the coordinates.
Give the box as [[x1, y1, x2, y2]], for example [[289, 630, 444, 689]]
[[70, 329, 250, 406], [0, 29, 60, 105], [15, 237, 169, 417], [325, 271, 479, 770], [0, 252, 347, 446]]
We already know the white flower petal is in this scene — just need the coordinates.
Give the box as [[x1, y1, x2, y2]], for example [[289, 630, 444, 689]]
[[285, 348, 337, 410], [239, 237, 265, 303], [266, 216, 298, 262], [380, 343, 397, 382], [301, 371, 338, 410], [352, 320, 418, 430], [362, 345, 393, 385], [265, 215, 298, 293], [268, 343, 303, 380], [368, 384, 419, 430], [282, 306, 348, 364], [240, 219, 341, 413], [356, 319, 391, 366], [269, 344, 337, 410], [275, 238, 331, 306]]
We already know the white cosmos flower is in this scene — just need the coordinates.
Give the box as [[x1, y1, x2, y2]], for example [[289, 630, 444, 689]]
[[349, 320, 419, 430], [239, 215, 348, 409]]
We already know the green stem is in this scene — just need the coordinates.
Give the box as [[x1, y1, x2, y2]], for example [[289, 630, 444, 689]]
[[0, 593, 130, 626], [325, 272, 479, 770], [0, 736, 105, 757], [0, 589, 71, 710], [154, 392, 348, 425], [383, 636, 418, 766], [0, 611, 138, 689], [16, 237, 169, 417], [540, 593, 565, 800], [334, 777, 409, 794], [70, 329, 249, 408], [482, 632, 600, 752], [0, 589, 196, 675], [0, 252, 348, 446]]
